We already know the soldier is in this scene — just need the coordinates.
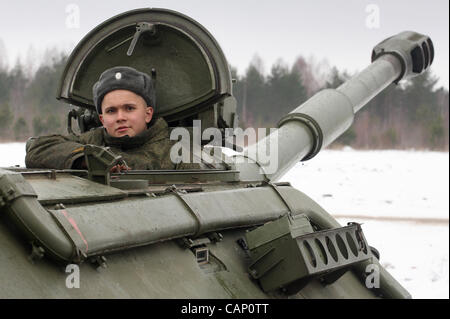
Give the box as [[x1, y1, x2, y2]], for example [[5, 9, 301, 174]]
[[25, 66, 198, 171]]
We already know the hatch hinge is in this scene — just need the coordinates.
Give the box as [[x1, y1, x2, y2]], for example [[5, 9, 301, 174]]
[[207, 231, 223, 244], [178, 237, 211, 265], [178, 231, 223, 266], [127, 22, 156, 56], [89, 255, 108, 271], [178, 237, 211, 249], [28, 242, 45, 264]]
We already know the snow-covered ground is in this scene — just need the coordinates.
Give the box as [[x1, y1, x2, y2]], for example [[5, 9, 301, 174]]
[[0, 143, 26, 167], [1, 144, 448, 298], [281, 148, 449, 220]]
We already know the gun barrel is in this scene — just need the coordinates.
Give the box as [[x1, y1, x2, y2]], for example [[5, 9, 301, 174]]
[[234, 31, 434, 181]]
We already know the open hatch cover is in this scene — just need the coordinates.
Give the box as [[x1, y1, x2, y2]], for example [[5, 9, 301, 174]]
[[57, 8, 234, 123]]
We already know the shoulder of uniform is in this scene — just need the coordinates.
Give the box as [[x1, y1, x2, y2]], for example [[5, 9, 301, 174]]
[[145, 117, 170, 142], [79, 127, 105, 144]]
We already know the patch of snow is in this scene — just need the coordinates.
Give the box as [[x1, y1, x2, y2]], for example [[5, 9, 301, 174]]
[[0, 143, 26, 167], [336, 217, 449, 299], [281, 150, 449, 220]]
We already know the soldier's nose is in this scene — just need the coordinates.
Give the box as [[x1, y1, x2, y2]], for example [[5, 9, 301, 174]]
[[116, 110, 127, 121]]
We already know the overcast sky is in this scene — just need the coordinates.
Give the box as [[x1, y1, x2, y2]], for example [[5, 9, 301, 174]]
[[0, 0, 448, 88]]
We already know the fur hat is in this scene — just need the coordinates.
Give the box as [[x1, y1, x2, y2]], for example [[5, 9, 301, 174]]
[[93, 66, 154, 114]]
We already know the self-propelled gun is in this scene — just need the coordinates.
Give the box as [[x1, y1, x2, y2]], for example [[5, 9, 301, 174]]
[[0, 8, 434, 298]]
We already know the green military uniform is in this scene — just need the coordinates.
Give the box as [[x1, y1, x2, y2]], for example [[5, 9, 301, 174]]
[[25, 118, 198, 170]]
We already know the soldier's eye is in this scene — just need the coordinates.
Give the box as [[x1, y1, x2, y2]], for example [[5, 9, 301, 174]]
[[105, 108, 116, 114]]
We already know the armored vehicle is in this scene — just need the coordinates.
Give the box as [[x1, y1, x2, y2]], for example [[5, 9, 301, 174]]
[[0, 8, 434, 298]]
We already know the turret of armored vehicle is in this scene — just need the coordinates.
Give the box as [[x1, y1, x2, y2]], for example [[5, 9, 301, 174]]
[[0, 8, 434, 298]]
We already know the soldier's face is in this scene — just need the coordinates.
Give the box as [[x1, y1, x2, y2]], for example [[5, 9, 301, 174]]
[[99, 90, 154, 138]]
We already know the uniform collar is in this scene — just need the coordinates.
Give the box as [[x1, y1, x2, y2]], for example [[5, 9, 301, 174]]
[[103, 117, 169, 150]]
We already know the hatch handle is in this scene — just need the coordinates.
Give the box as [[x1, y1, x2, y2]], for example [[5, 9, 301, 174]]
[[84, 144, 127, 185], [127, 22, 155, 56]]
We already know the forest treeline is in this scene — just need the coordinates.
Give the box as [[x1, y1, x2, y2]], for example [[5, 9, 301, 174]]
[[0, 52, 448, 150], [0, 53, 68, 142], [233, 56, 449, 150]]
